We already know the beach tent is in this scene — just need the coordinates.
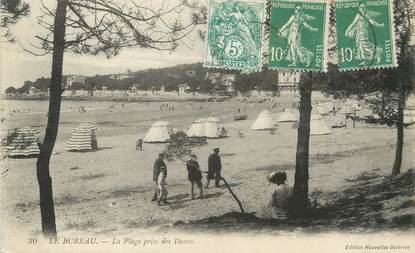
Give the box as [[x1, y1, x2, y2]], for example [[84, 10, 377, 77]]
[[66, 123, 97, 151], [316, 104, 330, 115], [406, 95, 415, 110], [144, 121, 170, 143], [277, 109, 298, 122], [205, 117, 220, 138], [7, 127, 40, 158], [310, 113, 323, 120], [404, 110, 414, 124], [251, 110, 275, 130], [187, 118, 207, 137], [324, 102, 335, 112], [310, 119, 331, 135]]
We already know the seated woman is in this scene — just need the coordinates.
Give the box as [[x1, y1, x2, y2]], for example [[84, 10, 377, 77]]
[[267, 171, 293, 218]]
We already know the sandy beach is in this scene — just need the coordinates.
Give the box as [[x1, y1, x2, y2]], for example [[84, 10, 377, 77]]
[[1, 96, 414, 238]]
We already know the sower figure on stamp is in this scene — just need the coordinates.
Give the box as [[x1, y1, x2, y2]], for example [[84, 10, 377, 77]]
[[205, 148, 222, 188], [186, 153, 203, 200], [344, 2, 384, 66], [151, 153, 167, 202]]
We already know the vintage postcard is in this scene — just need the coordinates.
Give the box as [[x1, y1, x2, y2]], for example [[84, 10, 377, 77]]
[[268, 0, 329, 72], [335, 0, 397, 70], [1, 0, 414, 252]]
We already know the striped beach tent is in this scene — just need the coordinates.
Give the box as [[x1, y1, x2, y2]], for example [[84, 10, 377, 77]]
[[66, 123, 97, 151], [7, 127, 40, 158]]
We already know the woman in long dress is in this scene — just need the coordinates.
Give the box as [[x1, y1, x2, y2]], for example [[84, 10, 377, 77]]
[[345, 3, 384, 65]]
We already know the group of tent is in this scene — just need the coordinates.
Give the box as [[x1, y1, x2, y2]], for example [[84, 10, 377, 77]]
[[9, 97, 414, 157], [5, 123, 100, 158], [142, 116, 223, 143], [251, 108, 331, 135]]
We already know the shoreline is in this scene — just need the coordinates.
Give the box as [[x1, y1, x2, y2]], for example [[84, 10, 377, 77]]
[[1, 95, 229, 103]]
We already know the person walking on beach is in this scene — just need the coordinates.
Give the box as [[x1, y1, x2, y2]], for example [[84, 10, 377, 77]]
[[205, 148, 222, 188], [186, 153, 203, 199], [151, 153, 167, 201]]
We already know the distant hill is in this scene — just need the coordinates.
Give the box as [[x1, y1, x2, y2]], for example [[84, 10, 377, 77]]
[[6, 62, 279, 94]]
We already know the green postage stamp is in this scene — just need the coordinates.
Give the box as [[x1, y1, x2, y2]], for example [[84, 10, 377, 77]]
[[268, 0, 329, 72], [204, 0, 265, 71], [336, 0, 397, 70]]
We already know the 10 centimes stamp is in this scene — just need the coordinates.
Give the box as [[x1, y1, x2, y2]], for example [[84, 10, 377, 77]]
[[268, 0, 329, 72], [335, 0, 397, 71], [203, 0, 266, 71]]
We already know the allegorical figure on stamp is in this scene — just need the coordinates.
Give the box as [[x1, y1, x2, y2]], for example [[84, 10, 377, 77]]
[[210, 2, 260, 64], [277, 5, 318, 67], [345, 2, 384, 65]]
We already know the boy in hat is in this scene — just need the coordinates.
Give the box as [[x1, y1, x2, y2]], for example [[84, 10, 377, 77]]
[[205, 148, 222, 188], [157, 167, 168, 205], [151, 153, 167, 201], [186, 153, 203, 199]]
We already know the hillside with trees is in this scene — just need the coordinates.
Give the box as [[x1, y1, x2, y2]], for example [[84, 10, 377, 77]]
[[5, 62, 280, 95]]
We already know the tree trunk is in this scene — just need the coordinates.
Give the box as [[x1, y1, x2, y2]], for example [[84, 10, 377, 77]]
[[392, 80, 405, 176], [36, 0, 67, 238], [289, 72, 312, 216]]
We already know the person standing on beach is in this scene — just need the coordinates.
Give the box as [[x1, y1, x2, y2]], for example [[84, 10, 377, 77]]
[[151, 153, 167, 201], [186, 153, 203, 199], [157, 168, 168, 205], [205, 148, 222, 188]]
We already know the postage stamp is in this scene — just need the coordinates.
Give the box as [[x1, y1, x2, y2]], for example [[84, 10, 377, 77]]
[[268, 0, 329, 72], [203, 0, 266, 71], [335, 0, 397, 71]]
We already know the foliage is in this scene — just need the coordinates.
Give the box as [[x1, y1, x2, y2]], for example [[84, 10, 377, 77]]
[[235, 69, 277, 92], [164, 131, 192, 162], [4, 86, 17, 94], [0, 0, 29, 42]]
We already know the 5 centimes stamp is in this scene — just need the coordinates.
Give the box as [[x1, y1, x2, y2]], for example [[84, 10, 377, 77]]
[[268, 0, 329, 72], [203, 0, 266, 71], [335, 0, 397, 70]]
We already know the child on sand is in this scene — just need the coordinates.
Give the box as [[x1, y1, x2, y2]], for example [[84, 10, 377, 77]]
[[157, 168, 168, 205]]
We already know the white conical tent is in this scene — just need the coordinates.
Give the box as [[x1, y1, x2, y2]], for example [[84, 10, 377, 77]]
[[324, 102, 335, 112], [144, 121, 170, 143], [187, 118, 207, 137], [316, 104, 330, 115], [277, 109, 298, 122], [7, 127, 40, 158], [310, 119, 331, 135], [66, 123, 97, 151], [311, 113, 322, 120], [251, 110, 275, 130], [205, 117, 220, 138], [404, 110, 414, 124]]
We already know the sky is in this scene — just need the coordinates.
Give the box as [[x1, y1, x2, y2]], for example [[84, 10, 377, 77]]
[[0, 0, 205, 90]]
